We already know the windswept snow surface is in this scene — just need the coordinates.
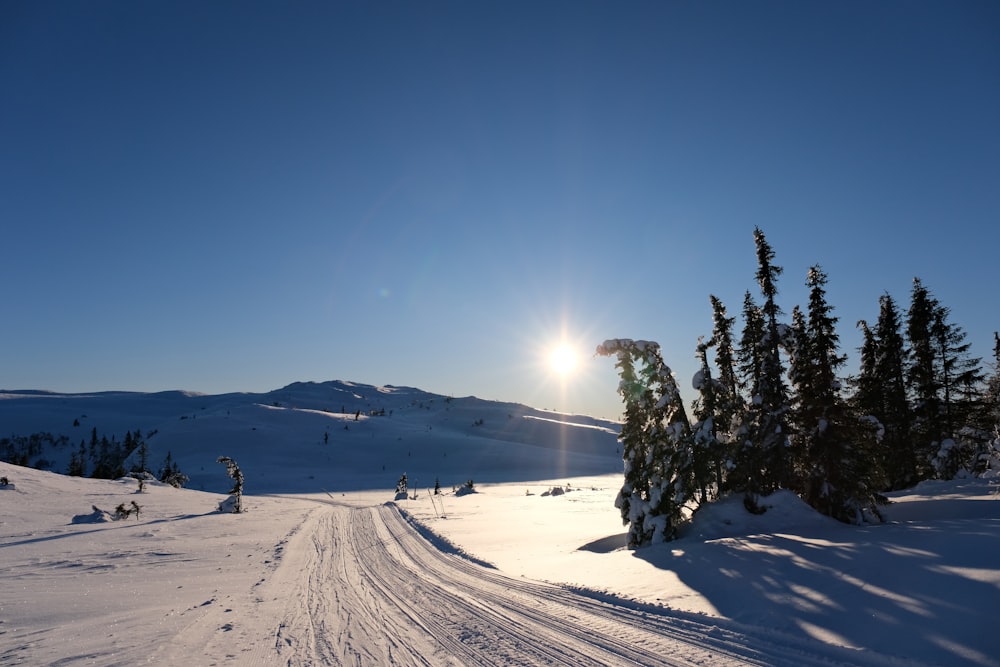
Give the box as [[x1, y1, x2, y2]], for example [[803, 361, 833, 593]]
[[1, 382, 999, 666]]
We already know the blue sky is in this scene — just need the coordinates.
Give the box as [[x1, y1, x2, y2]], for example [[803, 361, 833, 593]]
[[3, 1, 998, 419]]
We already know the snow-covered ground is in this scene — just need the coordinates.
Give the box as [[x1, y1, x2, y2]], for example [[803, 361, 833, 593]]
[[1, 382, 998, 666]]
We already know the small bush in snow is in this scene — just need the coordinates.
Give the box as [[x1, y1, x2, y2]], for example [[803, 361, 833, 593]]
[[394, 473, 408, 501], [114, 501, 142, 521], [455, 479, 476, 496]]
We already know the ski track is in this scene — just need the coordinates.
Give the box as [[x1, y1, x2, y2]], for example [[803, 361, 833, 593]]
[[208, 500, 922, 667]]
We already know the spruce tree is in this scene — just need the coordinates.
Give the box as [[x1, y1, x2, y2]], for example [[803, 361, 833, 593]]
[[733, 291, 766, 506], [907, 278, 985, 478], [737, 291, 764, 395], [752, 228, 792, 493], [987, 332, 1000, 429], [791, 266, 884, 522], [853, 319, 880, 420], [929, 304, 984, 477], [906, 278, 943, 479], [217, 456, 244, 513], [596, 339, 695, 546], [159, 451, 188, 488], [691, 339, 720, 504], [709, 294, 745, 488], [856, 294, 915, 489], [730, 228, 793, 511], [67, 446, 86, 477], [787, 304, 811, 486], [979, 333, 1000, 475], [932, 305, 984, 440]]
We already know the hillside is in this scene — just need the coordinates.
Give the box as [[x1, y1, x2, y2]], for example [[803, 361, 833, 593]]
[[0, 380, 622, 494]]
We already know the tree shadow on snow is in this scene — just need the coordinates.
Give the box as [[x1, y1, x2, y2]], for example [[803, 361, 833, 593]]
[[631, 513, 1000, 667], [578, 533, 628, 553], [0, 511, 223, 549]]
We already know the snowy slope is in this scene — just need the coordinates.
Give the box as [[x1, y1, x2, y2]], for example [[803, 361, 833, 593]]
[[1, 383, 998, 666]]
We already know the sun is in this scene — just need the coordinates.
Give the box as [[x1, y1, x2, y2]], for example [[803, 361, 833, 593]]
[[548, 343, 579, 377]]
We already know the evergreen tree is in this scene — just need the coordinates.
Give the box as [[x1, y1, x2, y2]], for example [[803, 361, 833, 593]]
[[752, 228, 792, 493], [907, 278, 985, 478], [978, 333, 1000, 475], [855, 294, 915, 489], [787, 304, 811, 486], [691, 338, 720, 504], [708, 295, 745, 489], [158, 451, 188, 488], [732, 291, 766, 506], [88, 427, 99, 464], [987, 332, 1000, 428], [932, 305, 984, 439], [854, 319, 879, 420], [929, 304, 985, 477], [907, 278, 943, 479], [131, 434, 150, 474], [596, 338, 695, 546], [737, 291, 764, 398], [67, 445, 86, 477], [217, 456, 244, 513], [731, 229, 793, 512], [791, 266, 885, 522]]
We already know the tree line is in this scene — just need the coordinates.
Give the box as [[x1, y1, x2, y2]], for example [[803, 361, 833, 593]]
[[599, 228, 999, 548], [1, 426, 187, 488]]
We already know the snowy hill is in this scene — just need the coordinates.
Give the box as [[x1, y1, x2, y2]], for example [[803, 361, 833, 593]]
[[0, 380, 622, 494], [2, 382, 999, 666]]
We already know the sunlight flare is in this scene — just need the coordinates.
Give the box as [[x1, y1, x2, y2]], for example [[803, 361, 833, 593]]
[[548, 343, 579, 377]]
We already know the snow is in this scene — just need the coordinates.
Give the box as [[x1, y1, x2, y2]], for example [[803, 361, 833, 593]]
[[1, 381, 998, 666]]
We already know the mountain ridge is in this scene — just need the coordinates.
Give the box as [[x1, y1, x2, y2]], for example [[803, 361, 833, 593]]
[[0, 379, 623, 495]]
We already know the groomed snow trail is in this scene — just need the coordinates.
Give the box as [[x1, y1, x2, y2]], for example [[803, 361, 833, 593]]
[[264, 503, 904, 667]]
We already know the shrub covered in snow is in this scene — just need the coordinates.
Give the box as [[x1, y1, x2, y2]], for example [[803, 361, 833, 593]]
[[217, 456, 244, 513]]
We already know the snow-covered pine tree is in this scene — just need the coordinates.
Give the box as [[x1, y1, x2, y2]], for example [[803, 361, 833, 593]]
[[787, 304, 811, 486], [217, 456, 244, 513], [932, 305, 984, 439], [708, 295, 745, 492], [737, 291, 764, 398], [791, 266, 885, 523], [987, 333, 1000, 430], [752, 227, 793, 494], [980, 333, 1000, 475], [596, 339, 695, 547], [691, 338, 720, 504], [733, 291, 767, 510], [854, 319, 879, 417], [729, 291, 764, 500], [158, 451, 188, 488], [929, 304, 985, 478], [864, 294, 916, 490], [395, 473, 408, 500], [906, 278, 943, 480]]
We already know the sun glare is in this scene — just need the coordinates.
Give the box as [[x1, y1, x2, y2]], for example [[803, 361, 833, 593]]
[[548, 343, 579, 377]]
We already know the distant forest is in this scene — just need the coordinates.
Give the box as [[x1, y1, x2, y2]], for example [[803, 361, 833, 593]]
[[1, 426, 186, 487]]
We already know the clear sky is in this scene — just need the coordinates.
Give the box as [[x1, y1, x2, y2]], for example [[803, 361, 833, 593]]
[[3, 1, 998, 420]]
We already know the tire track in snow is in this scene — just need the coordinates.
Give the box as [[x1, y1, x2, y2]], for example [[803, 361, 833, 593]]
[[276, 503, 862, 666], [274, 501, 926, 667]]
